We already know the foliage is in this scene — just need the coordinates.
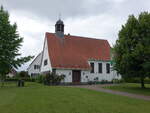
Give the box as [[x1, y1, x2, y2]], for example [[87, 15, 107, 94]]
[[5, 77, 35, 82], [88, 80, 113, 85], [14, 71, 29, 87], [36, 73, 65, 85], [113, 12, 150, 88], [112, 79, 124, 84], [0, 6, 33, 86], [87, 81, 94, 85], [36, 75, 44, 83], [101, 80, 108, 84], [124, 77, 150, 84], [43, 73, 65, 85], [17, 71, 30, 78]]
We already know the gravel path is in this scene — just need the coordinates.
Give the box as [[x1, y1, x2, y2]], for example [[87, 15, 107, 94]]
[[70, 84, 150, 101]]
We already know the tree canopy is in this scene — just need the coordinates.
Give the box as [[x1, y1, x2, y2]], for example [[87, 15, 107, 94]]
[[113, 12, 150, 88], [0, 6, 33, 85]]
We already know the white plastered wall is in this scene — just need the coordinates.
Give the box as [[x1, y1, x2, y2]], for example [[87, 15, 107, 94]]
[[56, 69, 72, 82], [27, 53, 42, 76], [40, 37, 52, 73], [55, 61, 121, 83], [81, 61, 121, 82]]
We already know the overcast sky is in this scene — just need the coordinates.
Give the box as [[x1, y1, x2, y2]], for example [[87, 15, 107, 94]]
[[1, 0, 150, 71]]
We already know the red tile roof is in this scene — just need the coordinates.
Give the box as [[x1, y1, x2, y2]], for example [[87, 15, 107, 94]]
[[46, 32, 110, 70]]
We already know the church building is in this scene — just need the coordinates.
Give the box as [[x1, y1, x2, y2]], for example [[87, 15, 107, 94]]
[[27, 19, 120, 83]]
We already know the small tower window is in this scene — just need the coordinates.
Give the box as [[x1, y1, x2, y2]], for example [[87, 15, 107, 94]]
[[57, 24, 61, 31], [62, 25, 64, 32]]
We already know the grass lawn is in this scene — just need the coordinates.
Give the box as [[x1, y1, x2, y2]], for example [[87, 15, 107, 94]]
[[104, 83, 150, 96], [0, 82, 150, 113]]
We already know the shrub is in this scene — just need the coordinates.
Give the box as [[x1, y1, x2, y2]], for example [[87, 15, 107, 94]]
[[17, 71, 30, 78], [5, 78, 35, 82], [36, 75, 44, 83], [37, 73, 65, 85], [123, 77, 139, 83], [5, 78, 18, 82], [112, 79, 124, 84], [123, 77, 150, 84], [95, 81, 102, 84], [88, 81, 94, 85], [101, 80, 108, 84], [145, 77, 150, 84]]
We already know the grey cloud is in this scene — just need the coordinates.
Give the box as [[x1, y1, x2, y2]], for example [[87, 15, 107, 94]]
[[2, 0, 113, 20], [1, 0, 150, 71], [2, 0, 150, 21]]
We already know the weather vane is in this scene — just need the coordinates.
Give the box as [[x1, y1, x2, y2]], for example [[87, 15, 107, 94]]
[[59, 12, 61, 20]]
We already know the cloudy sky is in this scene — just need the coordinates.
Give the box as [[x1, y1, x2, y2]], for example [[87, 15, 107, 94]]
[[1, 0, 150, 71]]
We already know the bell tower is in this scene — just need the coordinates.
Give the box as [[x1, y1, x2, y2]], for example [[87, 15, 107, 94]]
[[55, 19, 64, 38]]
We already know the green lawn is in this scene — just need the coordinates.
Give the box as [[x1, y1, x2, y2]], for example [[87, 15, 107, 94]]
[[104, 83, 150, 96], [0, 82, 150, 113]]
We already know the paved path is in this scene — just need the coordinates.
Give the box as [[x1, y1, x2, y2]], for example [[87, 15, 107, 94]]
[[70, 84, 150, 101]]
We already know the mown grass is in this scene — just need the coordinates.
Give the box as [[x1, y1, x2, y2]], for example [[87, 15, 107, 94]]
[[104, 83, 150, 96], [0, 82, 150, 113]]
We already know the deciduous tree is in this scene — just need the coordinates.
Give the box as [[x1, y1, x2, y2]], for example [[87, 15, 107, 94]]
[[113, 12, 150, 88]]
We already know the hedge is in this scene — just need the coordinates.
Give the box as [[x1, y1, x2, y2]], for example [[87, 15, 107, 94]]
[[5, 78, 35, 82], [124, 77, 150, 84]]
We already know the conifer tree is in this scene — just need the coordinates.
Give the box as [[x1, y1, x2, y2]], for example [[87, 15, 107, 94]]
[[0, 6, 33, 86]]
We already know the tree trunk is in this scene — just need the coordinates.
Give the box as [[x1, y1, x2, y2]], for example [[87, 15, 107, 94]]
[[141, 77, 145, 88]]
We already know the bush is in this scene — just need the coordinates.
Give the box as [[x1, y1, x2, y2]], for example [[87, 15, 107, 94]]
[[5, 78, 35, 82], [17, 71, 30, 78], [88, 79, 112, 85], [123, 77, 139, 83], [101, 80, 108, 84], [123, 77, 150, 84], [112, 79, 124, 84], [36, 75, 44, 83], [36, 73, 65, 85], [5, 78, 18, 82], [88, 81, 94, 85], [145, 77, 150, 84]]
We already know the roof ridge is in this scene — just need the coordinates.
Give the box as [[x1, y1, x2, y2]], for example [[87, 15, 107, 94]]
[[27, 52, 42, 69], [45, 32, 107, 41], [65, 34, 107, 41]]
